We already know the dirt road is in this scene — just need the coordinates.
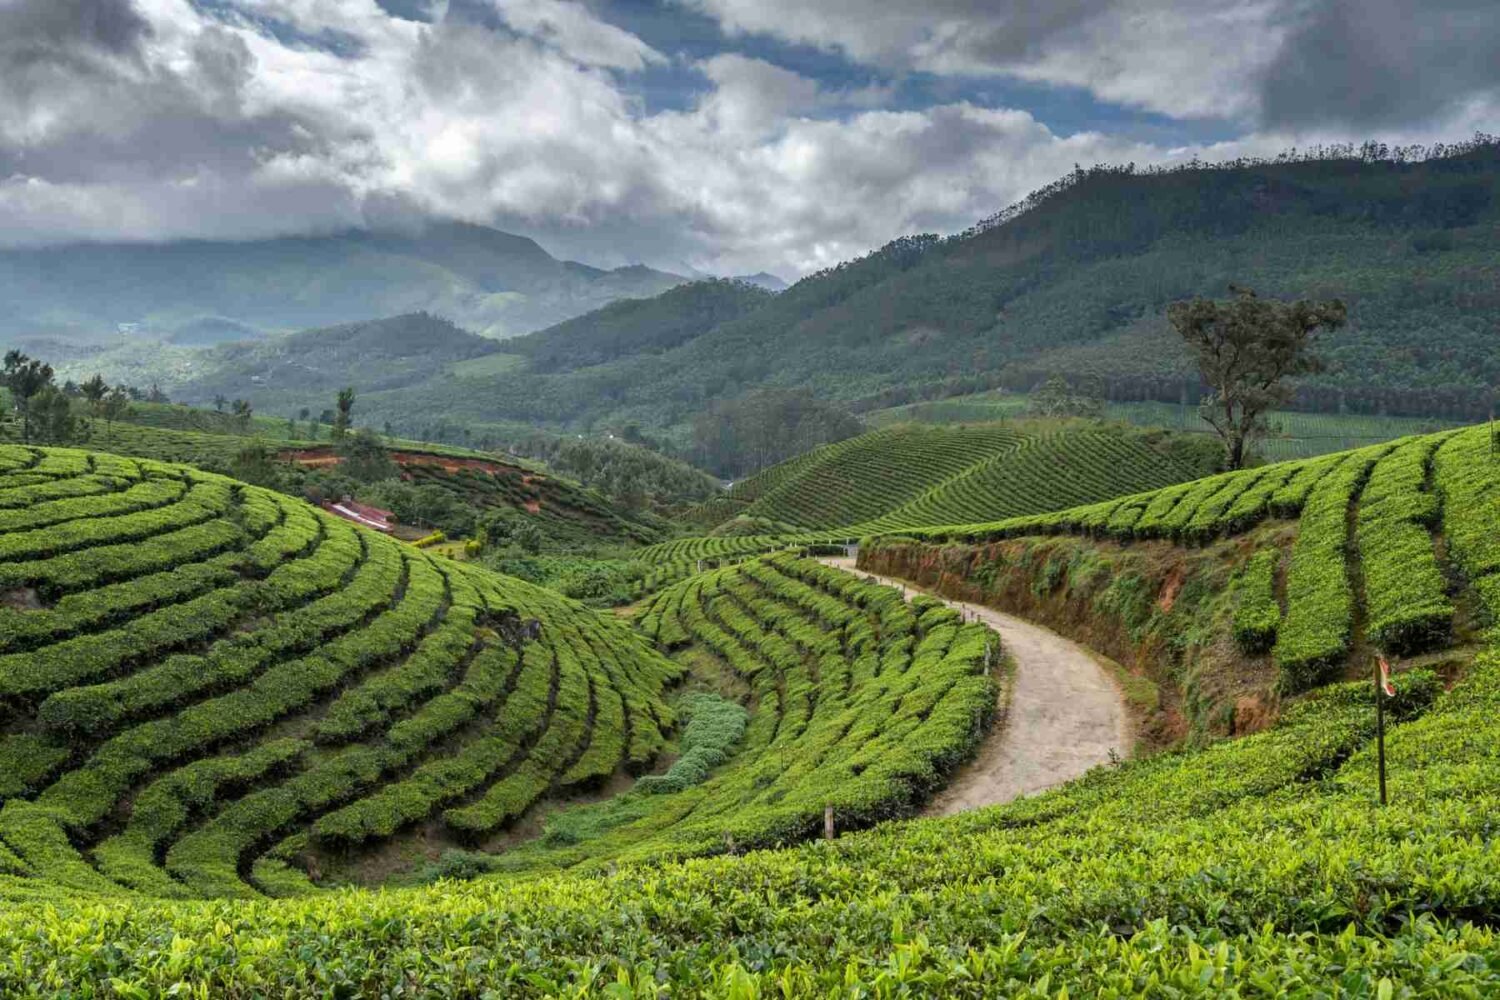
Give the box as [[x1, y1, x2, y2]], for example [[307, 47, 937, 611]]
[[819, 558, 1132, 816]]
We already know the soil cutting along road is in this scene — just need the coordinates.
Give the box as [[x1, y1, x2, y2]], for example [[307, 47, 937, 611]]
[[819, 557, 1132, 817]]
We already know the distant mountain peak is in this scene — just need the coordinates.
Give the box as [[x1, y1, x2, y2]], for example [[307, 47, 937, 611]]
[[731, 271, 789, 292]]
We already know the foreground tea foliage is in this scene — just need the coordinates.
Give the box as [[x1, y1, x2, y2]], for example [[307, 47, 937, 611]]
[[2, 426, 1499, 995], [3, 653, 1494, 995]]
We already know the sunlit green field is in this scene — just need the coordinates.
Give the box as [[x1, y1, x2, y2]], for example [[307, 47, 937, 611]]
[[868, 391, 1463, 461]]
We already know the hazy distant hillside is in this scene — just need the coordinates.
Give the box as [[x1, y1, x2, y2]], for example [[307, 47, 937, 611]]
[[175, 313, 501, 409], [345, 140, 1499, 445], [0, 221, 685, 342], [732, 272, 789, 292]]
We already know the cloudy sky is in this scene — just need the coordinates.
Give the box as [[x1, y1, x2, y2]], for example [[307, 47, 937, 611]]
[[1, 0, 1495, 277]]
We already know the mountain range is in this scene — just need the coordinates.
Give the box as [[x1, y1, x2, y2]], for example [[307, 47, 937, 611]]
[[0, 221, 686, 343]]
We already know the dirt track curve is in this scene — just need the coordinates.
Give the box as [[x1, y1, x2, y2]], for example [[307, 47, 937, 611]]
[[819, 557, 1132, 816]]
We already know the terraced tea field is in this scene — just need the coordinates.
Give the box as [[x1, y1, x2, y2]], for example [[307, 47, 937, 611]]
[[867, 425, 1497, 701], [694, 423, 1206, 532], [867, 390, 1463, 461], [2, 426, 1499, 994], [0, 444, 679, 899], [651, 422, 1209, 578], [4, 417, 662, 548]]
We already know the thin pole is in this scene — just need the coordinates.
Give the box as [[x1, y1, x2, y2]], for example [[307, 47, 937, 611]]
[[1375, 658, 1388, 806]]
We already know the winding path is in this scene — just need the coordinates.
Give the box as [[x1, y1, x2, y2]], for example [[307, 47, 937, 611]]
[[819, 558, 1132, 816]]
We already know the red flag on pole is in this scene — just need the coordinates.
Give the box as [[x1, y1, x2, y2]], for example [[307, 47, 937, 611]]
[[1378, 656, 1397, 698]]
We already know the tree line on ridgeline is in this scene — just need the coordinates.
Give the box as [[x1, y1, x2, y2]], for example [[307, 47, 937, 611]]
[[0, 351, 179, 445]]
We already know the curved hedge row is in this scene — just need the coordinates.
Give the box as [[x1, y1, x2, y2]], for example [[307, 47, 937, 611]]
[[691, 423, 1207, 536], [861, 427, 1486, 696], [3, 643, 1494, 995], [508, 553, 1002, 868], [0, 445, 680, 898]]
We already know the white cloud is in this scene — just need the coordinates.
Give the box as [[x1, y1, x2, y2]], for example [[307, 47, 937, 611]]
[[491, 0, 665, 70], [694, 53, 822, 137]]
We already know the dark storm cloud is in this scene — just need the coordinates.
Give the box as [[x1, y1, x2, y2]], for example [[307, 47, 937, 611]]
[[1260, 0, 1500, 129], [0, 0, 152, 102], [0, 0, 153, 60]]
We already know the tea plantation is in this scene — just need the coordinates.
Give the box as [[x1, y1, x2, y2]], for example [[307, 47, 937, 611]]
[[0, 444, 682, 899], [651, 421, 1216, 580], [690, 421, 1212, 532], [871, 426, 1495, 698], [1, 427, 1498, 995]]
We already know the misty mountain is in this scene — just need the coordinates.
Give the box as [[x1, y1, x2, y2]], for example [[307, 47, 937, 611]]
[[0, 222, 685, 343], [731, 272, 790, 292]]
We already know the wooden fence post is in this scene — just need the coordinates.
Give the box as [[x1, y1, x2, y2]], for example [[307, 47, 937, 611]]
[[824, 804, 835, 840]]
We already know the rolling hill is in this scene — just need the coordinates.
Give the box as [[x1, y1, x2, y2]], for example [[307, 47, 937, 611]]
[[0, 444, 681, 898], [334, 139, 1500, 446], [0, 221, 686, 344], [0, 413, 669, 550], [177, 313, 502, 406], [2, 428, 1497, 995], [632, 422, 1222, 591], [868, 390, 1466, 460], [691, 422, 1219, 533]]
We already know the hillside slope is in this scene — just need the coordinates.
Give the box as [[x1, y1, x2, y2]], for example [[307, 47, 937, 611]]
[[688, 422, 1216, 533], [0, 417, 666, 548], [860, 424, 1496, 734], [154, 314, 503, 413], [4, 431, 1499, 992], [0, 445, 681, 898], [337, 141, 1500, 442]]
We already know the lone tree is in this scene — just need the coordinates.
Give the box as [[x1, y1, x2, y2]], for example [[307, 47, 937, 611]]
[[332, 386, 355, 441], [231, 398, 254, 431], [2, 350, 55, 443], [101, 386, 131, 439], [1168, 286, 1346, 470], [80, 374, 109, 418]]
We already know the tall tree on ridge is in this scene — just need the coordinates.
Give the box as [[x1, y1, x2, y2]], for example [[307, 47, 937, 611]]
[[80, 374, 109, 421], [2, 351, 55, 444], [333, 387, 355, 441], [101, 386, 131, 440], [231, 398, 254, 432], [1168, 285, 1346, 470]]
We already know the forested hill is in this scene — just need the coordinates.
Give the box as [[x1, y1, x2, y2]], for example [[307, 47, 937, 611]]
[[352, 138, 1499, 444], [503, 280, 773, 373], [179, 314, 503, 409]]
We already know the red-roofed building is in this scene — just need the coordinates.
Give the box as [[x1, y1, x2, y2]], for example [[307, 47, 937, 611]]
[[322, 496, 395, 533]]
